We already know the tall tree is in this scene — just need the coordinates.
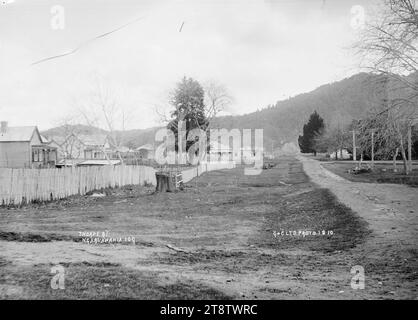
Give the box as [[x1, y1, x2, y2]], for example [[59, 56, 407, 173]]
[[204, 81, 233, 130], [167, 76, 207, 152], [298, 111, 324, 155], [53, 115, 84, 162]]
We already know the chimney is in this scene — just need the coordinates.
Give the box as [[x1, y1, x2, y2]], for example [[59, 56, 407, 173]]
[[1, 121, 8, 134]]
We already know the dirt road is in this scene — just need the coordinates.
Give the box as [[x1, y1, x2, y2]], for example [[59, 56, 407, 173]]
[[0, 157, 417, 299], [297, 155, 418, 299], [298, 155, 417, 249]]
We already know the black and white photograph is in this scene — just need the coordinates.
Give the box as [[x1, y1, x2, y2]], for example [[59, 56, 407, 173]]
[[0, 0, 417, 305]]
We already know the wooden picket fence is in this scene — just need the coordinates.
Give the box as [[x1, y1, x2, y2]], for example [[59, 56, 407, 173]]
[[181, 161, 236, 183], [0, 165, 156, 206], [0, 161, 236, 206]]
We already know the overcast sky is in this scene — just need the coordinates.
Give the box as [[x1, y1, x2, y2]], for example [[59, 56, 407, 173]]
[[0, 0, 376, 130]]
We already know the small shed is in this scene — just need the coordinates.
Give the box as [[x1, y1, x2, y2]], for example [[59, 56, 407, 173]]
[[136, 144, 155, 160]]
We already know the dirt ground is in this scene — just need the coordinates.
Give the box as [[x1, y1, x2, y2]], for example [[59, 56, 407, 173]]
[[0, 156, 417, 299]]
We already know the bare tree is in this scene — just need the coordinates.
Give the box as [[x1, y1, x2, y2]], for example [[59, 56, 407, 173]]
[[204, 81, 233, 131], [52, 115, 84, 164], [76, 80, 133, 164], [314, 124, 351, 159], [354, 0, 418, 173], [356, 0, 418, 92], [355, 103, 415, 173], [355, 0, 418, 112]]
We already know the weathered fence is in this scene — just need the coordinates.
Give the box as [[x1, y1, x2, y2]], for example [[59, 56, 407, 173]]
[[0, 161, 236, 206], [0, 165, 156, 206], [181, 161, 236, 183]]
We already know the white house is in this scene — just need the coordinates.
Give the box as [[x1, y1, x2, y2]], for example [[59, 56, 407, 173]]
[[329, 148, 351, 160]]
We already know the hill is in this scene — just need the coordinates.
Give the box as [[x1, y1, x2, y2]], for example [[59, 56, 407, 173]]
[[42, 124, 107, 137], [43, 72, 389, 151], [212, 72, 387, 151], [120, 127, 162, 149]]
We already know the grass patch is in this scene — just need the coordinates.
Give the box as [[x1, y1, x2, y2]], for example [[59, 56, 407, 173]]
[[0, 262, 231, 300], [254, 188, 371, 253], [157, 250, 289, 273], [322, 162, 418, 186], [0, 231, 80, 242]]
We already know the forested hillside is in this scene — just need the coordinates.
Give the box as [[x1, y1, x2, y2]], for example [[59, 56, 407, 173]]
[[44, 73, 390, 151], [211, 72, 386, 149]]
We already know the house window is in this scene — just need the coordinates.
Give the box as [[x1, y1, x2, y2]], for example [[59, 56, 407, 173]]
[[32, 149, 39, 162]]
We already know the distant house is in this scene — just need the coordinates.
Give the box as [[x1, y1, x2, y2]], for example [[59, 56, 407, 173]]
[[329, 148, 351, 160], [209, 141, 233, 161], [208, 140, 265, 163], [81, 134, 113, 160], [136, 143, 155, 160], [0, 121, 57, 168], [48, 134, 124, 163]]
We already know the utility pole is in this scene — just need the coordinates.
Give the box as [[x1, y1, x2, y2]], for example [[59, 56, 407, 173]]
[[407, 118, 418, 174], [371, 129, 375, 169], [407, 125, 412, 174], [352, 130, 356, 161]]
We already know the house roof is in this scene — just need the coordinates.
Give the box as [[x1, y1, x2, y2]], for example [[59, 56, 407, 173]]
[[0, 126, 40, 142], [136, 143, 155, 151], [40, 135, 50, 144], [209, 141, 231, 152], [56, 159, 85, 167], [78, 159, 121, 166]]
